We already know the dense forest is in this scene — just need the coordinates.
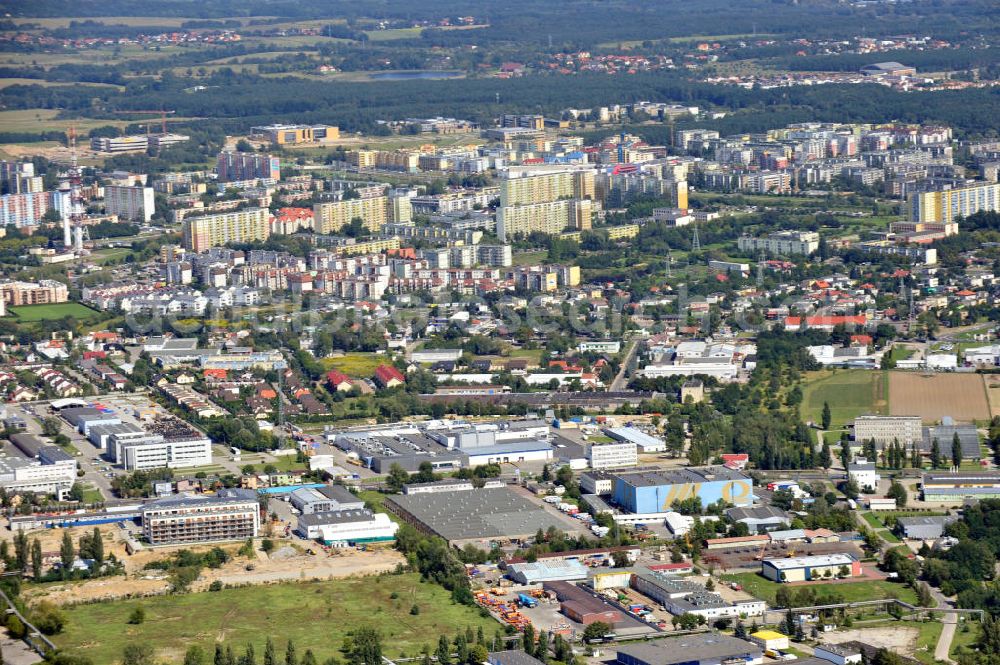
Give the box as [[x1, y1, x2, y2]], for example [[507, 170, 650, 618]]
[[5, 0, 999, 44], [3, 68, 999, 142]]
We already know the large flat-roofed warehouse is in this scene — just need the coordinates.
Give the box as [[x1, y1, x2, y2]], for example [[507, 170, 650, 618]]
[[334, 430, 465, 473], [386, 487, 577, 546], [922, 471, 1000, 501], [616, 634, 763, 665], [333, 420, 553, 472], [612, 466, 753, 513]]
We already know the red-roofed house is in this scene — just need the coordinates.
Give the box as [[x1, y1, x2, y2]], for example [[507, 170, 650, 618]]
[[721, 453, 749, 470], [784, 315, 867, 331], [374, 364, 405, 388], [326, 370, 353, 392]]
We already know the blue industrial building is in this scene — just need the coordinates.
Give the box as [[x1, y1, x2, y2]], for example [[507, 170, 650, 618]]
[[612, 466, 753, 513]]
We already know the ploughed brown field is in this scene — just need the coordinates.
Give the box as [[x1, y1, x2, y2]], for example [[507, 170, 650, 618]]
[[889, 371, 990, 423]]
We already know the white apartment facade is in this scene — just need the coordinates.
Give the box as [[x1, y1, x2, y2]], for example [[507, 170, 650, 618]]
[[587, 441, 639, 469], [104, 185, 156, 223], [737, 230, 820, 256], [141, 490, 260, 545]]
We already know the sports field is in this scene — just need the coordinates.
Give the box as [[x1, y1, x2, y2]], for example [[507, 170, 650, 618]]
[[52, 573, 497, 664], [8, 302, 101, 321], [801, 370, 887, 429], [888, 371, 989, 423]]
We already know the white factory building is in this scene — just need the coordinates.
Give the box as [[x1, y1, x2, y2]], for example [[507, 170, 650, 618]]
[[587, 440, 638, 469], [296, 509, 399, 545], [604, 426, 667, 453], [0, 445, 77, 498]]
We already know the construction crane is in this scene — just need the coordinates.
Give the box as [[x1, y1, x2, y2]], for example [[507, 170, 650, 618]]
[[111, 109, 175, 135]]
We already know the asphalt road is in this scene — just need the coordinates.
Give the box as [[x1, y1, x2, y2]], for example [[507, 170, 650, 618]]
[[931, 586, 958, 663], [610, 340, 639, 392]]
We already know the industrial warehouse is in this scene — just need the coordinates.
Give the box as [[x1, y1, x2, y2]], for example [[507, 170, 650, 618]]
[[921, 471, 1000, 501], [327, 419, 553, 472], [612, 466, 754, 513], [58, 394, 213, 471], [1, 433, 77, 497], [386, 486, 583, 546], [616, 635, 764, 665]]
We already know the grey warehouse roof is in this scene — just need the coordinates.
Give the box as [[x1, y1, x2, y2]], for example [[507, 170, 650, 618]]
[[298, 509, 374, 527], [489, 652, 545, 665], [388, 487, 571, 542], [615, 465, 748, 488], [616, 634, 762, 665]]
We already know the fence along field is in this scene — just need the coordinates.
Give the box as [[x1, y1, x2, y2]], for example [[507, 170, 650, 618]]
[[888, 371, 990, 423]]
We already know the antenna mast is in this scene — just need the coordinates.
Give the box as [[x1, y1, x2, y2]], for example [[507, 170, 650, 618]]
[[67, 126, 85, 253]]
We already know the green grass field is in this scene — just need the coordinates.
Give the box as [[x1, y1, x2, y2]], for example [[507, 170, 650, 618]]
[[319, 353, 386, 377], [513, 250, 548, 267], [364, 27, 424, 41], [53, 573, 496, 664], [8, 302, 101, 321], [720, 572, 917, 606], [862, 512, 884, 529], [0, 78, 124, 90], [801, 370, 887, 429], [913, 619, 944, 664]]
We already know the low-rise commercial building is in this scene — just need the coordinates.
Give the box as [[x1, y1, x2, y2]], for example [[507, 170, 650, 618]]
[[289, 485, 364, 514], [587, 440, 638, 469], [761, 553, 860, 582], [631, 571, 765, 619], [0, 438, 77, 498], [922, 471, 1000, 501], [896, 515, 957, 540], [603, 427, 667, 453], [724, 506, 791, 534], [616, 635, 763, 665], [296, 509, 398, 545], [506, 559, 589, 584], [749, 631, 789, 652]]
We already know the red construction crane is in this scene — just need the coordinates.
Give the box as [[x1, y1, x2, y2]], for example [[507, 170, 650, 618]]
[[111, 109, 176, 134]]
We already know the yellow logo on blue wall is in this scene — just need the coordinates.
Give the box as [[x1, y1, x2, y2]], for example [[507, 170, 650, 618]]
[[660, 480, 751, 510]]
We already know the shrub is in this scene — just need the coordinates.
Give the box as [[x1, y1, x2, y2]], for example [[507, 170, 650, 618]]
[[31, 601, 67, 635]]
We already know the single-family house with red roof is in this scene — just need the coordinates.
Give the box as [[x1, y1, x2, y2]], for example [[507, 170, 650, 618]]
[[374, 364, 405, 388]]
